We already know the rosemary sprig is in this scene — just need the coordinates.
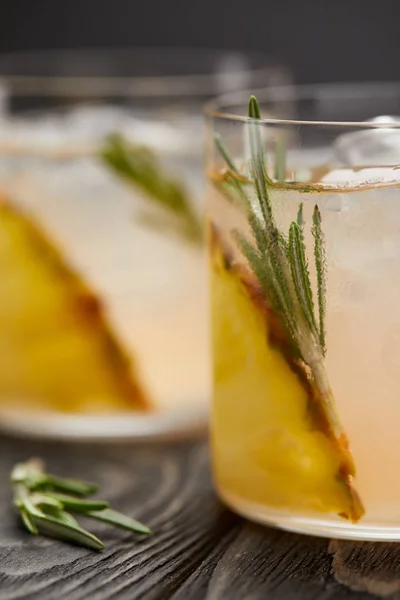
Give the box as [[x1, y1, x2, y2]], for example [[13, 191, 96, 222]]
[[11, 458, 151, 551], [312, 204, 327, 355], [288, 203, 318, 338], [214, 95, 328, 372], [248, 96, 273, 224], [100, 133, 203, 246], [214, 135, 252, 213]]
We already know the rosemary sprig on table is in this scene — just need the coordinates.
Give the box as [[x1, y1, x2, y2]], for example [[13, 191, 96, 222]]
[[11, 459, 151, 551], [215, 95, 328, 373], [100, 133, 203, 246]]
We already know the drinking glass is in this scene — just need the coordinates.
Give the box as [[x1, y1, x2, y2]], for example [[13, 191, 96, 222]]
[[206, 83, 400, 540], [0, 48, 291, 441]]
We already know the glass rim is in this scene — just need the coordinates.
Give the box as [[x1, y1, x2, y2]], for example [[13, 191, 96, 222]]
[[204, 81, 400, 128], [0, 46, 279, 97]]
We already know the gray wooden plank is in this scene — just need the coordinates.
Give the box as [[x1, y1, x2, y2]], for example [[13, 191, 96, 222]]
[[0, 436, 238, 600], [0, 434, 396, 600], [329, 540, 400, 598]]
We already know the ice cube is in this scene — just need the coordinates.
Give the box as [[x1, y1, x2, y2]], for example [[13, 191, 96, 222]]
[[334, 116, 400, 167], [322, 185, 400, 276], [0, 105, 194, 155], [321, 166, 400, 188], [64, 106, 193, 153]]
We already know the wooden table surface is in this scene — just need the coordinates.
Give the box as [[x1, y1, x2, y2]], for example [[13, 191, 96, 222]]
[[1, 433, 399, 600]]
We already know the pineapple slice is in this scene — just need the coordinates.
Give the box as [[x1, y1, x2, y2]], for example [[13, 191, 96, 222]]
[[210, 232, 364, 521], [0, 195, 151, 413]]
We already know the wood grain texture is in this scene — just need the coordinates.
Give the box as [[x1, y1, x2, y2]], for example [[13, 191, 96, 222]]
[[0, 434, 397, 600], [329, 540, 400, 598]]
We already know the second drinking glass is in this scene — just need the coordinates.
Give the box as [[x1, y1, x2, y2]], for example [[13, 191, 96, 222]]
[[0, 48, 291, 440]]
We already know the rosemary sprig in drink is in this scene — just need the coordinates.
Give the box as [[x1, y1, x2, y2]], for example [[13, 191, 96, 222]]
[[11, 459, 151, 550], [215, 96, 328, 370], [312, 204, 327, 354], [211, 95, 364, 521], [214, 96, 355, 461], [100, 133, 203, 246]]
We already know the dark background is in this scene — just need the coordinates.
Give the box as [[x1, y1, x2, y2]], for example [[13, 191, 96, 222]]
[[0, 0, 399, 84]]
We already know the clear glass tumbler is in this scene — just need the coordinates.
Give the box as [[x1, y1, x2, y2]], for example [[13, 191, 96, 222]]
[[0, 48, 291, 441], [206, 83, 400, 540]]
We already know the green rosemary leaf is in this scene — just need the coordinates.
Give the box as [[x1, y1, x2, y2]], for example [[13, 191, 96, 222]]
[[41, 506, 80, 529], [233, 232, 269, 292], [248, 97, 273, 224], [266, 250, 299, 345], [49, 493, 109, 513], [20, 497, 43, 518], [296, 202, 305, 228], [234, 231, 298, 350], [213, 137, 254, 216], [289, 202, 318, 335], [214, 134, 240, 175], [247, 210, 268, 255], [11, 460, 47, 490], [100, 133, 202, 246], [233, 232, 287, 333], [248, 141, 272, 226], [30, 493, 64, 511], [251, 183, 289, 255], [312, 204, 327, 355], [20, 507, 38, 535], [31, 513, 104, 551], [85, 508, 151, 535], [288, 221, 318, 337], [250, 162, 270, 223], [247, 97, 288, 252], [248, 95, 261, 120], [39, 475, 99, 497], [295, 203, 317, 334]]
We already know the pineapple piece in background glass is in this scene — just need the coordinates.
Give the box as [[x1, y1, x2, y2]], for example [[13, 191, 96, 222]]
[[0, 195, 150, 414]]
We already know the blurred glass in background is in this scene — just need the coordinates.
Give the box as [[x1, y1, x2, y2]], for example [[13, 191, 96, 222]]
[[0, 47, 292, 441]]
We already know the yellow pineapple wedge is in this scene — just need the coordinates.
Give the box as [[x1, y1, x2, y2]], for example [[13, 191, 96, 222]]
[[210, 230, 364, 522], [0, 194, 151, 413]]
